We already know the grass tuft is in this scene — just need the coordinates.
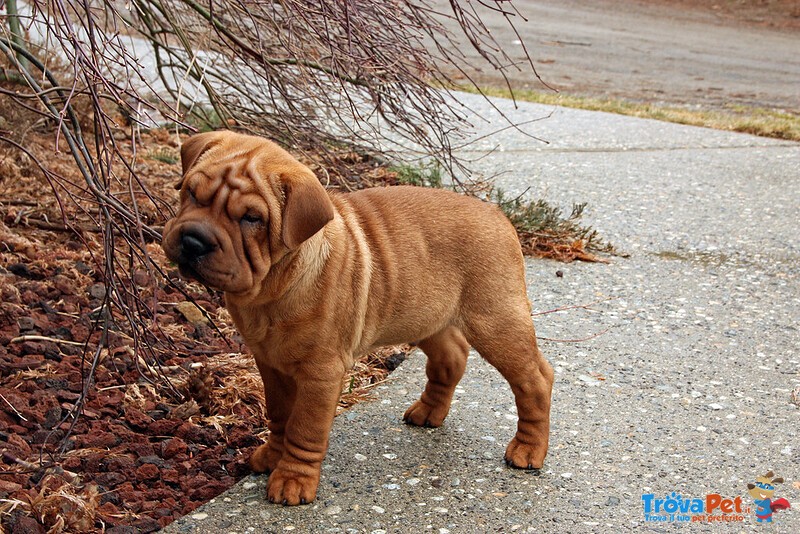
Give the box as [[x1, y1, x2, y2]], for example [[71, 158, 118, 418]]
[[389, 162, 443, 189], [145, 147, 178, 165], [490, 188, 622, 263]]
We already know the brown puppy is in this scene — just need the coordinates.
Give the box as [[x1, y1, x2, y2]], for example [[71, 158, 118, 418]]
[[162, 131, 554, 506]]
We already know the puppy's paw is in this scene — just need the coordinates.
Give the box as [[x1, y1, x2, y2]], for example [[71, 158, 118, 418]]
[[266, 468, 319, 506], [504, 436, 546, 472], [403, 399, 448, 428], [249, 443, 281, 474]]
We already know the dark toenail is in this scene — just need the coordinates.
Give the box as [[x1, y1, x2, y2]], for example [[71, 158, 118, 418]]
[[282, 499, 288, 506], [300, 498, 307, 505]]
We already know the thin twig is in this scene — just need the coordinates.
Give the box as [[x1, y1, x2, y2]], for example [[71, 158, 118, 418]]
[[532, 297, 617, 316], [1, 452, 81, 484], [4, 218, 102, 234], [9, 335, 87, 347], [0, 394, 28, 422]]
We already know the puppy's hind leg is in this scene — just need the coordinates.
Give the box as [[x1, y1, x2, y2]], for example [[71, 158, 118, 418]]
[[403, 326, 469, 428], [465, 311, 553, 471]]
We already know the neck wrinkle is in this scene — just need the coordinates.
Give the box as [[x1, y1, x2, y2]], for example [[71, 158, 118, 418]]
[[228, 225, 331, 312]]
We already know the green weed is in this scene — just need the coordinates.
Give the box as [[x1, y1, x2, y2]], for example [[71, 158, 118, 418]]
[[490, 188, 621, 262], [145, 147, 178, 165], [390, 162, 443, 188]]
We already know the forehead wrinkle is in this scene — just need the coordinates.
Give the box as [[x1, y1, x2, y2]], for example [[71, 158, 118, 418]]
[[219, 154, 264, 193], [227, 175, 251, 191], [189, 170, 223, 201], [214, 146, 262, 179], [214, 148, 251, 166], [228, 188, 243, 215], [252, 177, 272, 203], [212, 183, 230, 217], [242, 155, 272, 197], [247, 153, 288, 200]]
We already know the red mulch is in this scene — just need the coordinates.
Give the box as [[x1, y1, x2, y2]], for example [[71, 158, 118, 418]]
[[0, 229, 260, 532]]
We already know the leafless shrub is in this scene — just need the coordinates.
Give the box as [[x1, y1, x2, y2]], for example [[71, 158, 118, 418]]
[[123, 0, 542, 176]]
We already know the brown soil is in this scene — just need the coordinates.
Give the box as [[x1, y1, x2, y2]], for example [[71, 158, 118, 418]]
[[645, 0, 800, 31]]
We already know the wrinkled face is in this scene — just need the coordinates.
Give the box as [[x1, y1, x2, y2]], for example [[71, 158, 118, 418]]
[[161, 132, 334, 298]]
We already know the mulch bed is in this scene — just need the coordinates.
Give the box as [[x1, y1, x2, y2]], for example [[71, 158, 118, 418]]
[[0, 230, 250, 532], [0, 219, 286, 531]]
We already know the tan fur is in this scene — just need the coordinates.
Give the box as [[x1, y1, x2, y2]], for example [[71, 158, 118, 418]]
[[162, 131, 554, 506]]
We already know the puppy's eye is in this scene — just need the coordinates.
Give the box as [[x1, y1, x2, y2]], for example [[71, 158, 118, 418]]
[[241, 212, 263, 224]]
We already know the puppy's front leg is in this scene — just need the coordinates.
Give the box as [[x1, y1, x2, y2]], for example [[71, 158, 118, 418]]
[[266, 364, 343, 506], [250, 362, 294, 475]]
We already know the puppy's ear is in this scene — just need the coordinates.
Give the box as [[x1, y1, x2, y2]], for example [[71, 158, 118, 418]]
[[176, 132, 225, 189], [281, 172, 334, 249]]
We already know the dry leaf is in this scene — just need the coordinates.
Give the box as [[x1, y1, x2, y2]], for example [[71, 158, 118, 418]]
[[175, 301, 209, 326]]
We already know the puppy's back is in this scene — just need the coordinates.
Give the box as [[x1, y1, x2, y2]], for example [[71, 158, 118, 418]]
[[344, 185, 520, 262], [337, 186, 529, 346]]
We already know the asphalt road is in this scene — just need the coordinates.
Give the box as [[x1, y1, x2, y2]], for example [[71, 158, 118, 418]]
[[436, 0, 800, 112]]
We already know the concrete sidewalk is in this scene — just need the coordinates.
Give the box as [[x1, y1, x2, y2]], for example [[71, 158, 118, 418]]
[[164, 96, 800, 533]]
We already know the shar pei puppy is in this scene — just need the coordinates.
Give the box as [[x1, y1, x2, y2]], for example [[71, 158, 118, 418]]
[[161, 131, 554, 505]]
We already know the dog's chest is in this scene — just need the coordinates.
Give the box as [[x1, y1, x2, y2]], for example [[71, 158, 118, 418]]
[[228, 305, 314, 366]]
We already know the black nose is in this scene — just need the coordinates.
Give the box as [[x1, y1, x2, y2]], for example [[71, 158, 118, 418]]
[[181, 231, 213, 260]]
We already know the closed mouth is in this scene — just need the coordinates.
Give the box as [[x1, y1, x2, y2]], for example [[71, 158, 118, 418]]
[[178, 261, 234, 288]]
